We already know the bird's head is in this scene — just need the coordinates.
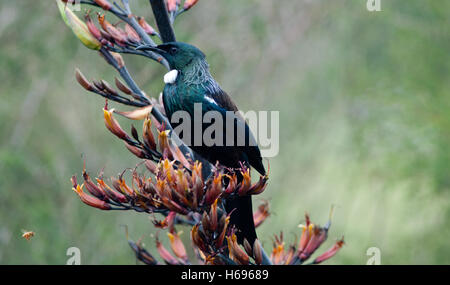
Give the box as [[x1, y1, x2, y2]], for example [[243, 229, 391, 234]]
[[136, 42, 206, 71]]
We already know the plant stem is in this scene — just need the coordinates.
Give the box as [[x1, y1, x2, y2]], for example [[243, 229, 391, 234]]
[[261, 249, 273, 265], [149, 0, 176, 43]]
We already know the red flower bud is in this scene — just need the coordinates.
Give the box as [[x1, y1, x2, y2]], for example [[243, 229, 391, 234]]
[[142, 118, 157, 151], [103, 105, 130, 140], [313, 238, 345, 264], [253, 200, 270, 228], [98, 14, 127, 46], [125, 24, 140, 43], [215, 215, 230, 248], [166, 0, 177, 13], [167, 231, 188, 262], [115, 77, 133, 95], [97, 178, 128, 203], [205, 173, 222, 205], [94, 0, 112, 11], [248, 174, 268, 195], [253, 239, 263, 265], [183, 0, 199, 10], [72, 184, 111, 210], [137, 17, 156, 36], [156, 236, 179, 265], [114, 105, 153, 121], [83, 170, 107, 200], [226, 234, 249, 265], [100, 79, 119, 96], [75, 68, 96, 92], [237, 168, 251, 196], [84, 13, 102, 41]]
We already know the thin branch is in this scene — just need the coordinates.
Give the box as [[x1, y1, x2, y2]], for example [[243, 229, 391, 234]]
[[149, 0, 176, 43], [90, 88, 146, 107], [106, 45, 160, 59], [173, 8, 187, 20], [99, 48, 150, 104]]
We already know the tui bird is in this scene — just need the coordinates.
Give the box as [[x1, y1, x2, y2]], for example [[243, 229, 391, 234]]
[[137, 42, 266, 244]]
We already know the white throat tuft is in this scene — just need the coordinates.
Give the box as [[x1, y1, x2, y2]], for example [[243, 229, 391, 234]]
[[164, 70, 178, 84]]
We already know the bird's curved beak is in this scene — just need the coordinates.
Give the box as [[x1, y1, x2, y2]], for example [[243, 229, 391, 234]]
[[136, 44, 166, 55], [136, 44, 171, 70]]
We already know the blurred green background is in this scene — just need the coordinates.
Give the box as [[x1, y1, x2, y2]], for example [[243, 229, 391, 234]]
[[1, 0, 449, 264]]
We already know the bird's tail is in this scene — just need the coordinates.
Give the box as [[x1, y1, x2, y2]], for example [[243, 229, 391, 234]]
[[224, 158, 265, 245], [225, 195, 257, 245]]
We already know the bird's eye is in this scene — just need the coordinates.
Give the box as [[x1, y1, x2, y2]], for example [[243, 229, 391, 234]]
[[169, 47, 178, 54]]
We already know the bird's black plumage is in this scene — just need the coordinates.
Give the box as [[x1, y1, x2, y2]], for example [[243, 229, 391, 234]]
[[137, 42, 265, 244]]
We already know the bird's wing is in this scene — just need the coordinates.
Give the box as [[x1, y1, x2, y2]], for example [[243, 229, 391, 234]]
[[206, 89, 239, 112], [201, 91, 266, 175], [163, 85, 265, 175]]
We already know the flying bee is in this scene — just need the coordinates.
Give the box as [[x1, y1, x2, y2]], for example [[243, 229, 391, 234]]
[[22, 230, 35, 241]]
